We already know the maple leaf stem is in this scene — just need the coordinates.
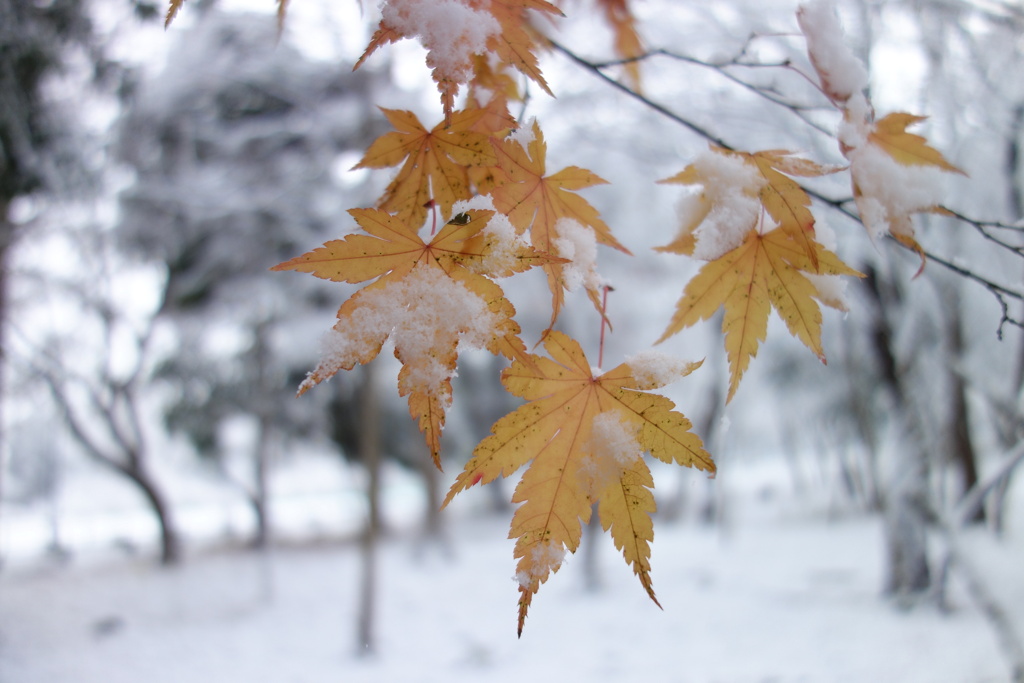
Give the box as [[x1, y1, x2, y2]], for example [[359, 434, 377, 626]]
[[427, 199, 438, 236], [598, 285, 613, 370]]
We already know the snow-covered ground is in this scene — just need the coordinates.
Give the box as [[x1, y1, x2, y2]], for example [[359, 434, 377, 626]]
[[1, 455, 1019, 683]]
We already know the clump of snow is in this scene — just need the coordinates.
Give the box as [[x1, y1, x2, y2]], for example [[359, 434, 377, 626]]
[[509, 119, 537, 150], [515, 539, 566, 588], [302, 265, 499, 399], [452, 195, 497, 213], [838, 92, 873, 150], [683, 149, 768, 261], [626, 350, 701, 389], [553, 218, 606, 292], [798, 0, 947, 244], [451, 198, 530, 277], [797, 0, 869, 103], [579, 411, 643, 497], [847, 143, 946, 241], [591, 412, 643, 467], [814, 215, 839, 252], [808, 272, 849, 310], [804, 218, 850, 309], [380, 0, 500, 84]]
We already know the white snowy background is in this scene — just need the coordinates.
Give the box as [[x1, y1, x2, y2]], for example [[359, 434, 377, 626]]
[[1, 0, 1022, 681]]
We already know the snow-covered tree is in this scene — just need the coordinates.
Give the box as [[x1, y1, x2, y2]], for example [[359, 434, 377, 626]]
[[113, 6, 380, 546]]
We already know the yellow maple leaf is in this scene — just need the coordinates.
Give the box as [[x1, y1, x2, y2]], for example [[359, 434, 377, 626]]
[[868, 113, 963, 173], [355, 109, 497, 233], [489, 120, 631, 327], [272, 208, 558, 465], [845, 112, 964, 273], [659, 147, 842, 267], [443, 331, 714, 635], [658, 227, 862, 402]]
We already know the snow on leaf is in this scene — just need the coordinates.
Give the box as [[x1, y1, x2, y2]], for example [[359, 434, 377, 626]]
[[845, 112, 964, 272], [355, 0, 562, 123], [657, 148, 766, 261], [272, 208, 558, 466], [355, 109, 497, 232], [796, 0, 869, 104], [657, 227, 862, 402], [659, 147, 841, 267], [489, 120, 630, 328], [443, 331, 713, 635], [799, 0, 963, 271]]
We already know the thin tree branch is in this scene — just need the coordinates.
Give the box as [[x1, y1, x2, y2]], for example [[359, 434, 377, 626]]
[[545, 38, 734, 151], [548, 38, 1024, 333]]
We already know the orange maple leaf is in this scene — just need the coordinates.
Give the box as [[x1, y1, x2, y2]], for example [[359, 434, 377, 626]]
[[444, 331, 713, 635], [355, 109, 497, 232], [489, 120, 631, 327], [355, 0, 562, 123], [657, 227, 862, 402], [164, 0, 185, 27], [487, 0, 562, 96], [467, 57, 523, 137], [164, 0, 289, 29], [272, 208, 558, 465], [593, 0, 645, 89]]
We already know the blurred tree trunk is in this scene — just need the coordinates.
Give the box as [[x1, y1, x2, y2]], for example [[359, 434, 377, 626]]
[[0, 199, 10, 546], [250, 320, 273, 549], [130, 462, 182, 565], [581, 503, 602, 592], [863, 266, 932, 600], [945, 298, 983, 524], [416, 445, 447, 551], [997, 102, 1024, 535], [46, 373, 182, 565], [356, 364, 381, 656]]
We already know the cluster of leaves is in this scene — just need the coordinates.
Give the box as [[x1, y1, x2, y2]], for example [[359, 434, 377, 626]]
[[165, 0, 961, 635]]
